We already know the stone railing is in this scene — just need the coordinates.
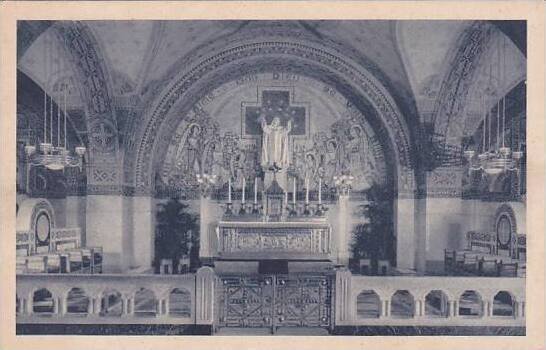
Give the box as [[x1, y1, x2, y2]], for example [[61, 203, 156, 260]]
[[216, 221, 331, 259], [16, 267, 215, 325], [335, 271, 525, 327]]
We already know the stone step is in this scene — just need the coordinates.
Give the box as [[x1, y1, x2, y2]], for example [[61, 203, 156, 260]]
[[214, 327, 330, 336]]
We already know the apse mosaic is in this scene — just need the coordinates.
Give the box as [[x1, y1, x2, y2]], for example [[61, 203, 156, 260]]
[[160, 72, 387, 196]]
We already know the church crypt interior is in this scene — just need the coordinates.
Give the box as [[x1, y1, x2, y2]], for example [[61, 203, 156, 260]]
[[15, 20, 526, 335]]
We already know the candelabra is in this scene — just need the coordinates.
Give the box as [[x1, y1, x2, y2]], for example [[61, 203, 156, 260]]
[[333, 174, 354, 196], [465, 34, 523, 177], [196, 173, 218, 198]]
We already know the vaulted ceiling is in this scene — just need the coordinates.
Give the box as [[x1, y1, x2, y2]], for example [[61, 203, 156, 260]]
[[17, 20, 526, 153]]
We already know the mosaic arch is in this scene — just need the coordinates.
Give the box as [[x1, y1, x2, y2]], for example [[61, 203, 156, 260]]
[[50, 22, 120, 188], [130, 40, 417, 196]]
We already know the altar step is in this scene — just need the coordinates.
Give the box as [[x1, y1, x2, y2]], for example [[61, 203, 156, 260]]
[[215, 327, 330, 336]]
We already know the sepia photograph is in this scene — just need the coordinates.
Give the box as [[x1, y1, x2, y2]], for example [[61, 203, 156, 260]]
[[0, 1, 544, 349]]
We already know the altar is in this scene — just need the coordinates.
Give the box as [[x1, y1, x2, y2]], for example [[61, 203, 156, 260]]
[[216, 220, 332, 260]]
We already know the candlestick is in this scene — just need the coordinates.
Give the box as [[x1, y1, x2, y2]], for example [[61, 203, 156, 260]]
[[242, 177, 246, 204], [254, 177, 258, 204], [318, 177, 322, 204], [293, 177, 296, 205], [305, 177, 309, 204], [284, 190, 288, 207], [228, 177, 232, 202]]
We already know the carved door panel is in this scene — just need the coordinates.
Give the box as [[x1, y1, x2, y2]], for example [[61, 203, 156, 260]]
[[218, 275, 274, 328], [217, 274, 333, 331], [273, 275, 332, 329]]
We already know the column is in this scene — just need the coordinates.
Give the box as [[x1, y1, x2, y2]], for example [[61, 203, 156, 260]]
[[122, 297, 130, 316], [448, 300, 457, 317], [86, 195, 127, 272], [54, 297, 60, 315], [199, 196, 212, 259], [334, 269, 352, 323], [196, 267, 215, 324], [65, 196, 87, 246], [129, 298, 135, 315], [414, 300, 423, 317], [485, 300, 492, 317], [381, 299, 390, 318], [21, 298, 28, 315], [93, 297, 101, 315], [394, 198, 417, 271], [336, 195, 350, 266], [517, 301, 525, 318], [131, 196, 155, 270]]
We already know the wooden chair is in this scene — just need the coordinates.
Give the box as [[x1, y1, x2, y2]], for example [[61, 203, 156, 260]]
[[91, 247, 103, 274], [444, 249, 455, 274], [462, 254, 480, 275], [45, 254, 61, 273], [454, 251, 466, 273], [478, 258, 498, 277], [16, 256, 28, 274], [378, 260, 390, 276], [359, 258, 372, 276], [26, 255, 47, 274], [498, 261, 518, 277], [80, 248, 92, 274], [178, 256, 190, 274], [160, 259, 173, 274], [68, 250, 83, 273]]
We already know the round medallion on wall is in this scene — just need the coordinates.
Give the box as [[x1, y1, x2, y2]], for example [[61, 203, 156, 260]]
[[35, 212, 51, 245], [496, 215, 512, 249]]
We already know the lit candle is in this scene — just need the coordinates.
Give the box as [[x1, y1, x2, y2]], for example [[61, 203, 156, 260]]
[[254, 177, 258, 204], [228, 177, 232, 202], [242, 177, 246, 204], [293, 177, 296, 205], [318, 177, 322, 204], [305, 177, 309, 204]]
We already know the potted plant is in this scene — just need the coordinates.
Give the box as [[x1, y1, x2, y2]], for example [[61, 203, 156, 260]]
[[350, 184, 394, 275], [154, 198, 200, 273]]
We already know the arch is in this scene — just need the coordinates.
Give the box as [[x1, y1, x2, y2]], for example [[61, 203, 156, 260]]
[[32, 287, 54, 314], [134, 287, 158, 317], [391, 290, 414, 318], [431, 22, 494, 147], [66, 287, 90, 315], [458, 290, 483, 317], [130, 40, 416, 196], [168, 288, 192, 317], [425, 290, 449, 318], [493, 291, 515, 317], [16, 198, 56, 232], [356, 290, 381, 318], [100, 288, 123, 317]]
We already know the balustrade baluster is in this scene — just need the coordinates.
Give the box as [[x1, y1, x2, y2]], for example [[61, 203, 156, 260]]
[[448, 300, 457, 317]]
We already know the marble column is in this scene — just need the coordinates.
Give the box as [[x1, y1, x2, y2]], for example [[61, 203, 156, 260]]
[[195, 267, 215, 324], [448, 300, 457, 317], [336, 195, 350, 266], [131, 196, 155, 270], [394, 198, 417, 271], [334, 269, 352, 323], [65, 196, 87, 246], [199, 196, 212, 259], [86, 195, 127, 272]]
